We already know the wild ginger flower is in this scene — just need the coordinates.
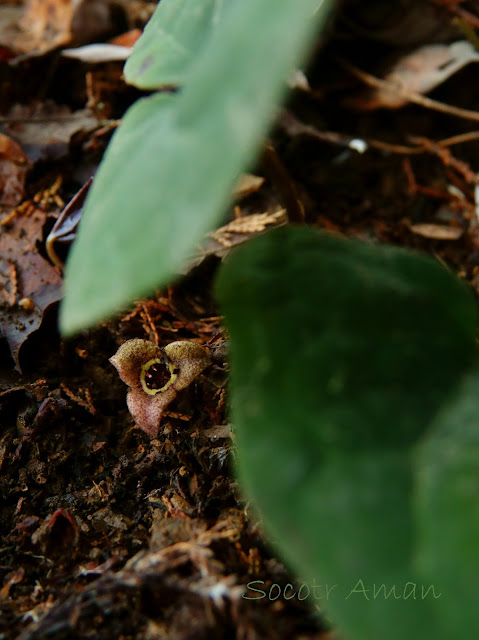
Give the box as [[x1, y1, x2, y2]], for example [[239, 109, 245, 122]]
[[110, 339, 211, 437]]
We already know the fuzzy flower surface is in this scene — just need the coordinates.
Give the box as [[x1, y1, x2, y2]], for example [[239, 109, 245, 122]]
[[110, 339, 211, 437]]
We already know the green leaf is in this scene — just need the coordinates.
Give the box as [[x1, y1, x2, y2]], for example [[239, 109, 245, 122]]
[[416, 364, 479, 639], [124, 0, 232, 89], [60, 0, 334, 335], [215, 226, 477, 640]]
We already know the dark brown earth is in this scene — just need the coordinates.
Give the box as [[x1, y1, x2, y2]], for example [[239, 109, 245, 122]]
[[2, 1, 479, 638]]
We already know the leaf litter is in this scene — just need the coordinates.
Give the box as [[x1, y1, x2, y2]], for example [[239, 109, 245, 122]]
[[3, 0, 479, 638], [0, 200, 62, 371]]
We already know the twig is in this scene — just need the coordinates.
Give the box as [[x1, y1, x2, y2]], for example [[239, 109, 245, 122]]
[[339, 58, 479, 123], [409, 136, 479, 186], [437, 131, 479, 147], [260, 144, 305, 223], [279, 110, 420, 154], [280, 111, 479, 156], [141, 303, 160, 346], [60, 384, 96, 414]]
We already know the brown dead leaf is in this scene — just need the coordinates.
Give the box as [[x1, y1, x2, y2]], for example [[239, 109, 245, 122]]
[[0, 133, 29, 206], [109, 28, 142, 48], [0, 0, 124, 57], [17, 0, 74, 53], [354, 41, 479, 110], [4, 103, 99, 164], [208, 209, 287, 248], [0, 206, 62, 371], [179, 209, 287, 275], [232, 174, 265, 200], [408, 222, 464, 240]]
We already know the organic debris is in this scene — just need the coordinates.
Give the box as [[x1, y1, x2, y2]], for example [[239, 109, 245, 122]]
[[349, 41, 479, 110], [0, 201, 62, 371], [0, 133, 29, 206], [3, 0, 479, 638]]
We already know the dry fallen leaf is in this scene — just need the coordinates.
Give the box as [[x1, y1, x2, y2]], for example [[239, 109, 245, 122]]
[[208, 209, 287, 248], [3, 103, 99, 164], [178, 208, 287, 275], [353, 41, 479, 110], [0, 0, 124, 58], [0, 133, 30, 206], [109, 28, 142, 48], [0, 206, 62, 371], [17, 0, 75, 54], [408, 223, 464, 240], [232, 174, 265, 200]]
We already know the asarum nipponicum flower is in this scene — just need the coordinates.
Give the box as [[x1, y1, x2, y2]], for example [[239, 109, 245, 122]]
[[109, 339, 211, 437]]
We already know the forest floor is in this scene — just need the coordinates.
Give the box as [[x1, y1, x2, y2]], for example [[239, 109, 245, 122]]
[[1, 1, 479, 638]]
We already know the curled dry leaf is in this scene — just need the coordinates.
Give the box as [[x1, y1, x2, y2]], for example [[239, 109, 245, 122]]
[[109, 339, 211, 438], [46, 177, 93, 269], [0, 206, 62, 371]]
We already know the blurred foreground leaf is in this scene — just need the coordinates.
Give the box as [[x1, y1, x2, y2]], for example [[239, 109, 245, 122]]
[[416, 364, 479, 637], [124, 0, 232, 89], [60, 0, 333, 334], [215, 226, 478, 640]]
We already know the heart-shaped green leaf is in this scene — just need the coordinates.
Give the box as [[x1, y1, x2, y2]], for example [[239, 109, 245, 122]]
[[215, 226, 477, 640], [60, 0, 334, 335]]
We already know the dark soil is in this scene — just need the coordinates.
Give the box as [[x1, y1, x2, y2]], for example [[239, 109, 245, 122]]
[[2, 1, 479, 638]]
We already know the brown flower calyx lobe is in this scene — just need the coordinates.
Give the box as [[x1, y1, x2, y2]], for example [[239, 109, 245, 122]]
[[109, 339, 211, 438]]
